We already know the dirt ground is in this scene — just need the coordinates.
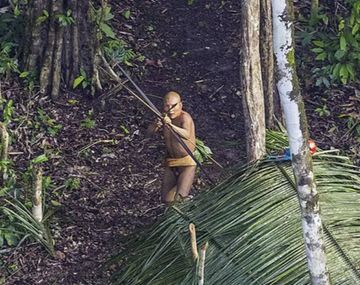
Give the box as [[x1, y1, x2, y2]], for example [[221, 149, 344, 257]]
[[1, 1, 245, 284]]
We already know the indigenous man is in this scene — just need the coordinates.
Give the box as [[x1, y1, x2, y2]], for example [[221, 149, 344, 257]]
[[147, 91, 196, 203]]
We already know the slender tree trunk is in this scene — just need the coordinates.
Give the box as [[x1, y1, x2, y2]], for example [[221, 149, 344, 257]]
[[0, 122, 9, 184], [32, 167, 43, 223], [272, 1, 330, 284], [25, 0, 47, 72], [260, 0, 276, 129], [240, 0, 266, 162]]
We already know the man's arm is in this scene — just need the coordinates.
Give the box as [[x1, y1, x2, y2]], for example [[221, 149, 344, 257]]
[[146, 118, 162, 136], [163, 114, 192, 140]]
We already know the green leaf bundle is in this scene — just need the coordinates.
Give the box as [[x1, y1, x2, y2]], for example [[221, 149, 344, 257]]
[[111, 133, 360, 285]]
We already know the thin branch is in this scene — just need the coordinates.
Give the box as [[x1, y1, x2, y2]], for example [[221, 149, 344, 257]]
[[77, 139, 115, 156]]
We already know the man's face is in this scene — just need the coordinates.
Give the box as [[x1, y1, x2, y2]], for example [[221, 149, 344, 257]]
[[163, 97, 182, 119]]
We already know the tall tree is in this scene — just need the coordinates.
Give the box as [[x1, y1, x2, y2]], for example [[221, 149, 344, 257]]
[[239, 0, 266, 162], [23, 0, 104, 99], [260, 0, 276, 129], [271, 0, 330, 284]]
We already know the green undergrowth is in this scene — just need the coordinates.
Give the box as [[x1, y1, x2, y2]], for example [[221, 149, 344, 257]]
[[109, 130, 360, 285]]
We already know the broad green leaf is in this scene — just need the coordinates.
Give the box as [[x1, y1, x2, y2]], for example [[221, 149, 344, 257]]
[[31, 154, 48, 164], [103, 7, 114, 21], [339, 64, 349, 84], [313, 40, 325, 47], [338, 19, 345, 31], [14, 5, 20, 16], [315, 52, 327, 61], [80, 68, 86, 77], [334, 49, 346, 60], [321, 14, 329, 25], [332, 63, 341, 77], [51, 200, 61, 207], [4, 230, 18, 247], [123, 10, 131, 20], [124, 60, 133, 66], [340, 35, 347, 51], [3, 99, 14, 124], [346, 63, 355, 80], [203, 145, 213, 155], [104, 13, 114, 21], [67, 99, 78, 105], [100, 23, 116, 39], [352, 23, 360, 35], [19, 71, 29, 78], [36, 10, 49, 25], [350, 14, 355, 27], [73, 75, 84, 89], [311, 47, 324, 53]]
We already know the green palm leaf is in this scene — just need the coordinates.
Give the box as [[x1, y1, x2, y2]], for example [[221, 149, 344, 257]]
[[0, 198, 54, 255], [111, 132, 360, 285]]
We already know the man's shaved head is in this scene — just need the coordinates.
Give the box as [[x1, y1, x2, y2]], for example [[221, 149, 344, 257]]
[[163, 91, 183, 119], [164, 91, 181, 102]]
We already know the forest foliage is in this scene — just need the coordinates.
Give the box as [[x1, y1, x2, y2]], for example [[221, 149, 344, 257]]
[[0, 0, 359, 283]]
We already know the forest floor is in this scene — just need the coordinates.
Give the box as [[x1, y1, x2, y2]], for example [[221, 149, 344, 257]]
[[1, 1, 359, 285], [1, 1, 245, 284]]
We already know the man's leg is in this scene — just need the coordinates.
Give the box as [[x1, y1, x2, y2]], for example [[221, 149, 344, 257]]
[[176, 166, 196, 199], [161, 166, 177, 203]]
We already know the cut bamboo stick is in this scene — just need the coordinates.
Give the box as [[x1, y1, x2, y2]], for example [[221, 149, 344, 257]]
[[32, 167, 43, 223], [198, 241, 208, 285], [0, 122, 9, 183], [189, 223, 199, 261]]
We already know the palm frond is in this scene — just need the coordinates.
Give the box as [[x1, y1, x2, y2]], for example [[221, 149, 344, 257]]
[[111, 132, 360, 285], [0, 198, 54, 255]]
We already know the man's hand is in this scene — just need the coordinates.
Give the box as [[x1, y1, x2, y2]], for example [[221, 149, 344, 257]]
[[162, 114, 172, 125], [155, 118, 163, 128], [146, 118, 163, 136]]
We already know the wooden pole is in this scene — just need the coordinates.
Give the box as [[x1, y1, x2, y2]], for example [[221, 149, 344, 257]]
[[198, 241, 208, 285], [32, 167, 43, 223], [0, 122, 9, 184], [189, 223, 199, 261]]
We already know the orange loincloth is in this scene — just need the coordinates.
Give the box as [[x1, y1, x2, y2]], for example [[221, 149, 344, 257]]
[[166, 155, 196, 167]]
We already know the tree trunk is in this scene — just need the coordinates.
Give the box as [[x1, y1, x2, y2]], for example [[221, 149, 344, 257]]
[[240, 0, 266, 162], [0, 122, 9, 185], [25, 0, 99, 99], [32, 167, 43, 223], [260, 0, 276, 129], [272, 1, 330, 284]]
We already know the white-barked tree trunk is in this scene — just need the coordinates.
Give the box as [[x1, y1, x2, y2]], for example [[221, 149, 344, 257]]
[[271, 0, 330, 284]]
